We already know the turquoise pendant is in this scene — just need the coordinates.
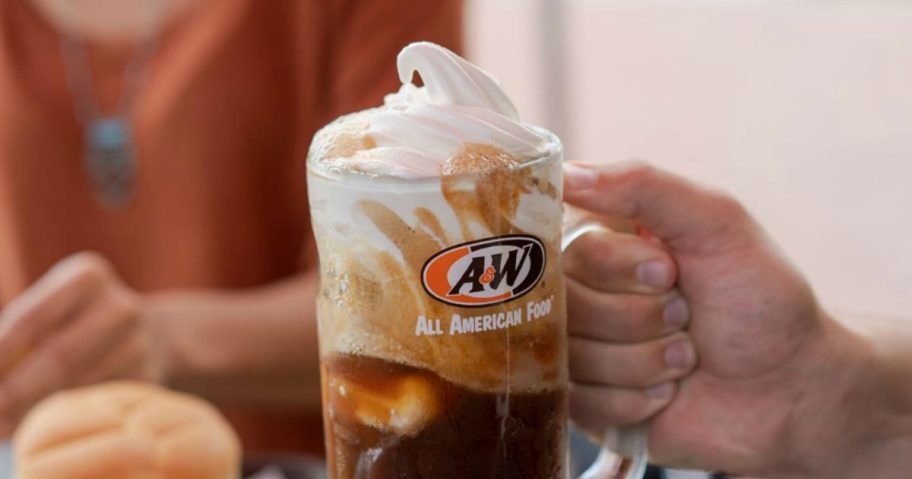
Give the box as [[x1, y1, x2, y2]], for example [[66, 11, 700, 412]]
[[85, 117, 136, 208]]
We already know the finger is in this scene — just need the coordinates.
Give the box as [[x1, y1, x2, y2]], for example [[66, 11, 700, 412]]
[[563, 161, 755, 252], [570, 381, 676, 430], [0, 290, 139, 427], [46, 291, 140, 381], [564, 204, 637, 235], [569, 332, 697, 388], [563, 228, 677, 293], [0, 252, 113, 362], [77, 332, 145, 386], [567, 278, 690, 342], [0, 340, 66, 435]]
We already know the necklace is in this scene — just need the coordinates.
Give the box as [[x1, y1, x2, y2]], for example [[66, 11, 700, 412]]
[[57, 3, 161, 209]]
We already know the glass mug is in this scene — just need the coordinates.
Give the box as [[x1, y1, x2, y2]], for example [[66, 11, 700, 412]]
[[307, 129, 646, 478]]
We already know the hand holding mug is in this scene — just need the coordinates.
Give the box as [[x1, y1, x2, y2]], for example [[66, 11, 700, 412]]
[[563, 161, 861, 477]]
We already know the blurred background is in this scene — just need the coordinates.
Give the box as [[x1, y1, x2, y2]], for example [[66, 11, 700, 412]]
[[467, 0, 912, 319]]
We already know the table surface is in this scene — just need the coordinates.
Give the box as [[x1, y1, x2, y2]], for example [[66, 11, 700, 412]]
[[0, 439, 712, 479], [1, 441, 12, 478]]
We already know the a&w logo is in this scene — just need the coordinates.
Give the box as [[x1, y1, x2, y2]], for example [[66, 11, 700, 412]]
[[421, 235, 546, 307]]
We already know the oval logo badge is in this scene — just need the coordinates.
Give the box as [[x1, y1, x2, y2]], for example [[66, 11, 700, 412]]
[[421, 235, 546, 308]]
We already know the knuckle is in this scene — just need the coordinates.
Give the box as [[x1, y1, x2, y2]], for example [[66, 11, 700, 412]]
[[619, 158, 653, 174], [562, 247, 587, 275], [64, 252, 114, 285], [611, 160, 659, 218], [101, 296, 142, 333], [619, 160, 657, 186], [567, 231, 613, 269], [708, 188, 749, 221], [110, 290, 141, 317], [576, 232, 608, 263]]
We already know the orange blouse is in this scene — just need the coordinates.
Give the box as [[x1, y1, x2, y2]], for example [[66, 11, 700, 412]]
[[0, 0, 462, 455]]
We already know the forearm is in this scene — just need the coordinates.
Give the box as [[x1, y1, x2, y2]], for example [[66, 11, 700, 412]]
[[144, 272, 321, 411], [781, 312, 912, 478], [837, 313, 912, 477]]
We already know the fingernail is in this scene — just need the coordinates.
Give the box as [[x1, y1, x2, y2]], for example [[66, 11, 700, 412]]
[[563, 163, 599, 191], [646, 382, 674, 399], [663, 297, 690, 329], [636, 261, 670, 289], [664, 340, 695, 369]]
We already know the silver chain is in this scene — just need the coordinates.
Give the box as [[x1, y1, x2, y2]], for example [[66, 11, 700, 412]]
[[58, 1, 162, 125], [56, 1, 163, 208]]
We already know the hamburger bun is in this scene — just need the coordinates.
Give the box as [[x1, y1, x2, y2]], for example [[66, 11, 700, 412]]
[[14, 381, 240, 479]]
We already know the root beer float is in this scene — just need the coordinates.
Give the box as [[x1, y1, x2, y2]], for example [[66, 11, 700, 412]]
[[307, 42, 568, 478]]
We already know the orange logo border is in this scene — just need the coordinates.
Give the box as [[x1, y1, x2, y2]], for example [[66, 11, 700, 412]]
[[420, 235, 546, 308]]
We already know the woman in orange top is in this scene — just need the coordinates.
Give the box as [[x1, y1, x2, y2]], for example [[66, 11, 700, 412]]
[[0, 0, 462, 454]]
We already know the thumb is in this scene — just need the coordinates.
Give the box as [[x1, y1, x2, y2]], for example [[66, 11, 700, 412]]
[[563, 161, 754, 252]]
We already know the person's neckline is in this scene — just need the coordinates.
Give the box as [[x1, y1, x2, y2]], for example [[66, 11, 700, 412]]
[[24, 0, 200, 46]]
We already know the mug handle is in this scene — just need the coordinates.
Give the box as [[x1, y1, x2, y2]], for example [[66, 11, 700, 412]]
[[562, 222, 650, 479]]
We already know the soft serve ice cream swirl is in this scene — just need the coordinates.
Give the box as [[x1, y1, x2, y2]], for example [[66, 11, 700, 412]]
[[307, 42, 566, 396], [310, 42, 554, 178]]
